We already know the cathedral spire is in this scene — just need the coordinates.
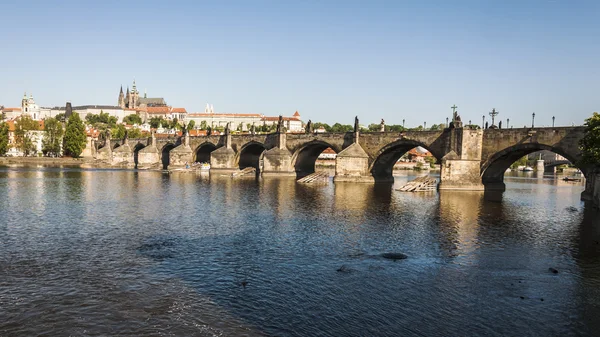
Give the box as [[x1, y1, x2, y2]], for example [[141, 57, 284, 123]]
[[120, 85, 123, 94]]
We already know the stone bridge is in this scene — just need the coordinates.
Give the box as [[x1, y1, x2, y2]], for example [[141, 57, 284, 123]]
[[93, 126, 590, 195]]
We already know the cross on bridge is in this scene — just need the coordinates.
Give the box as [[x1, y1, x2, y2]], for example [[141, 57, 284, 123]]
[[489, 108, 499, 127], [450, 104, 458, 123]]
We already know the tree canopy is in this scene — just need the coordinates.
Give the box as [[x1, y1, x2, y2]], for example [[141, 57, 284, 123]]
[[64, 113, 87, 157], [42, 117, 64, 157], [0, 122, 9, 156], [85, 111, 118, 128], [15, 116, 39, 156], [580, 112, 600, 165], [123, 114, 143, 125]]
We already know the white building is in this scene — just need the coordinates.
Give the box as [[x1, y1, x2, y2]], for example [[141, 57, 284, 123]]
[[184, 104, 303, 132]]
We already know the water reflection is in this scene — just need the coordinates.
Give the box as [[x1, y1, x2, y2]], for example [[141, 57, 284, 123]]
[[1, 166, 599, 336]]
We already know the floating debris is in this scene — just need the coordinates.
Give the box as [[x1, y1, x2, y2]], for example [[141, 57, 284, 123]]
[[297, 171, 329, 184], [397, 176, 437, 192]]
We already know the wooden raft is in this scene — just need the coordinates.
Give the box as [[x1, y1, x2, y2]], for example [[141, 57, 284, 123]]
[[230, 167, 256, 177], [297, 171, 329, 183], [397, 176, 438, 192]]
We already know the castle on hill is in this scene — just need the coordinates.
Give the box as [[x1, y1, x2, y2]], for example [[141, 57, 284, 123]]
[[118, 80, 167, 109]]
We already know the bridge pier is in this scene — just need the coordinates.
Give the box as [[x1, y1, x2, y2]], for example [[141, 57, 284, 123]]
[[137, 134, 159, 167], [262, 132, 295, 177], [536, 159, 545, 173], [210, 132, 237, 173], [112, 139, 134, 166], [581, 169, 600, 207], [262, 148, 295, 177], [439, 128, 485, 191], [168, 134, 193, 168], [333, 142, 374, 183]]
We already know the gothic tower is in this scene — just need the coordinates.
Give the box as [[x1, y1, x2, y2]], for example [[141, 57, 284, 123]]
[[118, 86, 125, 108], [126, 86, 131, 108]]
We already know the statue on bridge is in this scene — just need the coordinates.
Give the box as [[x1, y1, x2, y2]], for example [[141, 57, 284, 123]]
[[277, 115, 283, 133], [380, 119, 385, 132], [123, 129, 128, 144], [354, 116, 359, 133], [225, 122, 230, 135], [305, 120, 312, 134], [251, 123, 256, 135], [498, 120, 502, 129]]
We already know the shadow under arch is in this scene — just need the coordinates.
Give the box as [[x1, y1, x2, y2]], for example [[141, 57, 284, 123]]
[[481, 143, 586, 190], [161, 143, 177, 170], [133, 143, 146, 168], [370, 139, 442, 183], [291, 140, 336, 179], [237, 141, 266, 172], [194, 142, 218, 163]]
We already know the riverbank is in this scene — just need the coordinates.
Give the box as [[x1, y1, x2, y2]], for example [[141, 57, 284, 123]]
[[0, 156, 94, 166]]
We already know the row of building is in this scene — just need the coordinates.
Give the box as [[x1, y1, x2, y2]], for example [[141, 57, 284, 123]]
[[1, 80, 304, 133]]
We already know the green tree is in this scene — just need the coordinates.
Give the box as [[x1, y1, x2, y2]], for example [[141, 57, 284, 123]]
[[580, 112, 600, 165], [63, 113, 87, 157], [123, 113, 143, 125], [128, 128, 142, 139], [187, 120, 195, 130], [85, 111, 117, 128], [0, 122, 9, 156], [170, 117, 180, 130], [149, 117, 164, 129], [429, 123, 445, 131], [312, 122, 331, 132], [55, 113, 66, 123], [330, 123, 353, 133], [510, 156, 529, 169], [42, 117, 64, 157], [199, 120, 208, 130], [111, 124, 127, 139], [15, 116, 39, 156]]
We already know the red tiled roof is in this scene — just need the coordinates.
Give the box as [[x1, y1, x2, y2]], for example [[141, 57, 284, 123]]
[[171, 107, 187, 113], [188, 130, 207, 136], [293, 111, 300, 117], [187, 113, 262, 117], [146, 106, 171, 114], [408, 148, 432, 157], [3, 107, 21, 111]]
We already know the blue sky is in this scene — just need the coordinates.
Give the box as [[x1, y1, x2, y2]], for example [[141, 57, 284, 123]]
[[1, 0, 598, 127]]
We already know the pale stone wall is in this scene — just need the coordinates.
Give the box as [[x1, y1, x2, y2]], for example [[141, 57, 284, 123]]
[[168, 145, 193, 167], [262, 148, 295, 176]]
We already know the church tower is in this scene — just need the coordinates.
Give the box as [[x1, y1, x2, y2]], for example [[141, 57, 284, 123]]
[[126, 86, 132, 108], [118, 86, 125, 108]]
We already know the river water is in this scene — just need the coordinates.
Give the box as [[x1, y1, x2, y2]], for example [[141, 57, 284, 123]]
[[1, 166, 599, 336]]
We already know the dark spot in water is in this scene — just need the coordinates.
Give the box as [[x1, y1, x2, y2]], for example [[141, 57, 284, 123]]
[[520, 296, 525, 300], [541, 298, 544, 301], [337, 265, 354, 273], [549, 268, 559, 274], [380, 253, 408, 261], [565, 206, 578, 213], [137, 239, 177, 260], [240, 281, 248, 288]]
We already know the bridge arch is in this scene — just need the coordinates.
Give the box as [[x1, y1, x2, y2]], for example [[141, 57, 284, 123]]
[[132, 142, 146, 168], [237, 141, 266, 171], [370, 139, 442, 182], [160, 143, 177, 170], [291, 140, 336, 178], [481, 143, 585, 190], [194, 142, 218, 163]]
